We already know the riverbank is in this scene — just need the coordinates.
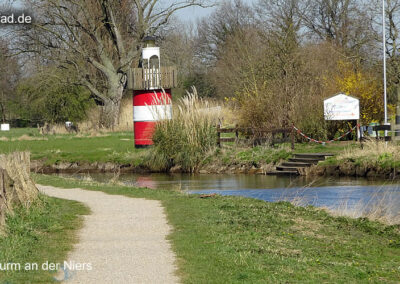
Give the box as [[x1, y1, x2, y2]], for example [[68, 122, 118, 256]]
[[0, 128, 292, 174], [306, 140, 400, 179], [306, 162, 400, 178], [2, 128, 400, 178], [33, 174, 400, 282], [32, 141, 400, 179]]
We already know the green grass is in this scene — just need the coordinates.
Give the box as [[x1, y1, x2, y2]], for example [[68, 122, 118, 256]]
[[292, 141, 360, 154], [34, 174, 400, 283], [0, 128, 42, 138], [0, 194, 89, 283], [0, 128, 145, 165]]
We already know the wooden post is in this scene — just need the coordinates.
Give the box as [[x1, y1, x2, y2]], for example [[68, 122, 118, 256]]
[[217, 124, 221, 148], [235, 125, 239, 144], [0, 169, 12, 228], [291, 126, 295, 150], [271, 132, 275, 147]]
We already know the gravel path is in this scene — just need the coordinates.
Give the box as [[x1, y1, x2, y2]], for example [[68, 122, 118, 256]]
[[38, 185, 180, 284]]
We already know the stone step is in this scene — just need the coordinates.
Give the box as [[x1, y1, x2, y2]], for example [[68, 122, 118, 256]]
[[288, 158, 320, 164], [295, 153, 334, 157], [266, 170, 300, 176], [293, 154, 326, 160], [281, 162, 312, 167], [276, 166, 299, 172]]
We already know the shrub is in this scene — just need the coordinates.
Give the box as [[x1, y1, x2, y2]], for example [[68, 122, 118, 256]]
[[149, 87, 218, 172], [15, 68, 93, 123]]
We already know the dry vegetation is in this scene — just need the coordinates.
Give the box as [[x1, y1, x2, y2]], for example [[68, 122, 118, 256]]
[[0, 152, 38, 230], [327, 139, 400, 170], [328, 188, 400, 225], [149, 88, 219, 172], [79, 96, 133, 132], [339, 139, 400, 161], [282, 179, 400, 226]]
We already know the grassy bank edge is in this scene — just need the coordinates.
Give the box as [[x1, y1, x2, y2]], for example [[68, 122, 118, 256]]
[[0, 128, 363, 173], [0, 194, 90, 283], [33, 174, 400, 283]]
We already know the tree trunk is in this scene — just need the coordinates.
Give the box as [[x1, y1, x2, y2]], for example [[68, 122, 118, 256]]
[[0, 91, 6, 123], [101, 97, 122, 129], [0, 152, 38, 231], [100, 74, 126, 129]]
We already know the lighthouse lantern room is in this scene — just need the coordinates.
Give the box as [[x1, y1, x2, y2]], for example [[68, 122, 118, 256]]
[[128, 36, 177, 148]]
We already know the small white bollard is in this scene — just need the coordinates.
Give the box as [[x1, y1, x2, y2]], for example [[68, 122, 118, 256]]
[[1, 124, 10, 131]]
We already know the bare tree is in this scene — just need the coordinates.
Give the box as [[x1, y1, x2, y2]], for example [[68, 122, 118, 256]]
[[301, 0, 374, 52], [256, 0, 303, 42], [160, 22, 196, 80], [383, 0, 400, 102], [0, 40, 19, 123], [196, 0, 255, 66], [14, 0, 210, 128], [254, 0, 306, 127]]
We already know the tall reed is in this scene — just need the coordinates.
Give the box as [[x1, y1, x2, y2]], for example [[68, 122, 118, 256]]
[[327, 187, 400, 225], [149, 87, 219, 173], [281, 181, 400, 225]]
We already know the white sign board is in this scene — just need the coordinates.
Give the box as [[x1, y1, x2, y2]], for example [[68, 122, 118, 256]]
[[1, 124, 10, 131], [324, 93, 360, 120]]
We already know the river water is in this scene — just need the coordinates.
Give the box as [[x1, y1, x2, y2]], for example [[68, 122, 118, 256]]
[[56, 173, 400, 212]]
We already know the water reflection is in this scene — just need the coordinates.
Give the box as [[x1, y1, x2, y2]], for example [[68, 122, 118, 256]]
[[55, 173, 400, 210]]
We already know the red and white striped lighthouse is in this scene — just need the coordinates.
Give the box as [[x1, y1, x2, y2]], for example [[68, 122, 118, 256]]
[[133, 89, 172, 147], [132, 36, 174, 148]]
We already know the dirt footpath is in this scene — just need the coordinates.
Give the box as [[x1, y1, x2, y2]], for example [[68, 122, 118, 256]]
[[38, 185, 179, 284]]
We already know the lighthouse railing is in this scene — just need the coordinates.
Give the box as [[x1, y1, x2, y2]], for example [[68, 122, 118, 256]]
[[128, 66, 177, 90], [143, 67, 161, 90]]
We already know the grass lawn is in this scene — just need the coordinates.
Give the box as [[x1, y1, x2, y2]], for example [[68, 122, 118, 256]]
[[35, 174, 400, 283], [0, 194, 89, 283], [0, 128, 146, 166], [0, 128, 42, 138]]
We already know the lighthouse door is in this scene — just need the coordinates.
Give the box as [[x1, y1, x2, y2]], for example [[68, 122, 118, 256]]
[[145, 55, 160, 89]]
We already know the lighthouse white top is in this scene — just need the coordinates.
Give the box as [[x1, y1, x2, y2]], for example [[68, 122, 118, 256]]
[[324, 93, 360, 120], [142, 47, 160, 61]]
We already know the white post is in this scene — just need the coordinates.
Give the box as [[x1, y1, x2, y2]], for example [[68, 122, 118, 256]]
[[383, 0, 389, 139]]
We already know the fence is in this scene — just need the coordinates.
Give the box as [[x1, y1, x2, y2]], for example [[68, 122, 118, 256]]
[[217, 125, 294, 149], [128, 66, 177, 90], [371, 125, 392, 141]]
